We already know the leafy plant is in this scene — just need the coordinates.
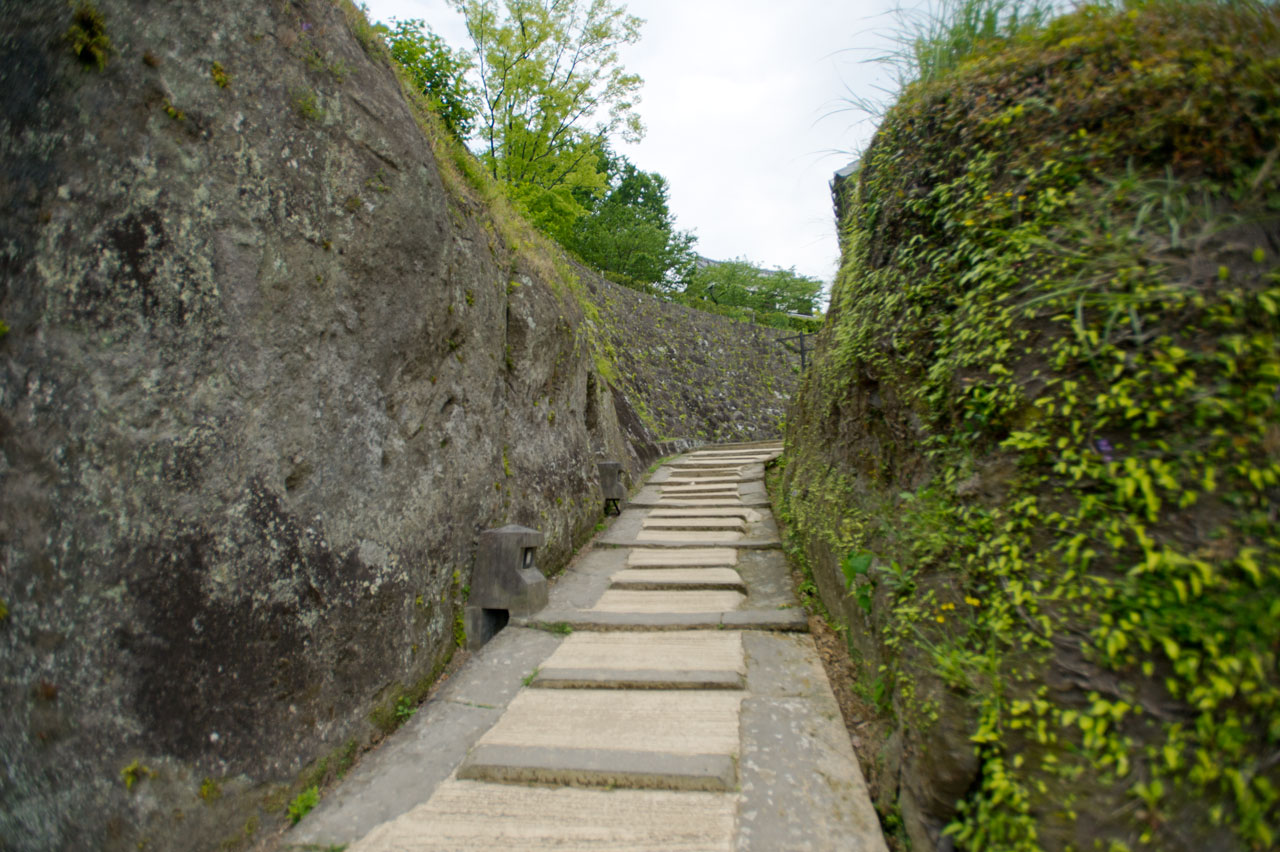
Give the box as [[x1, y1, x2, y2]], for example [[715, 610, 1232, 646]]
[[287, 785, 320, 824], [210, 61, 230, 88], [840, 550, 875, 614], [393, 695, 417, 722]]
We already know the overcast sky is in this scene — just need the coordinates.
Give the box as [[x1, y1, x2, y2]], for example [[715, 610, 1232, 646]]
[[360, 0, 906, 285]]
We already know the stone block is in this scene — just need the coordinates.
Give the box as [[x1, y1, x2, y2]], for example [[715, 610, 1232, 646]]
[[467, 525, 547, 649]]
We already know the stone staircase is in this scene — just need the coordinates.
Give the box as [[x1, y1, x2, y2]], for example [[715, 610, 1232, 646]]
[[287, 442, 887, 851]]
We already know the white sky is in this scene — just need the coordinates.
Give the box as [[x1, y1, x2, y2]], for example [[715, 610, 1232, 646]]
[[360, 0, 906, 285]]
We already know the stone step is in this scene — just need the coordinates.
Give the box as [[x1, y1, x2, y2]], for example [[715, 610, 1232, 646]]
[[591, 589, 746, 612], [459, 745, 738, 792], [348, 781, 736, 852], [634, 529, 743, 544], [294, 440, 885, 852], [663, 481, 746, 490], [532, 668, 745, 689], [654, 494, 742, 503], [532, 630, 745, 689], [664, 475, 746, 485], [660, 485, 741, 494], [685, 449, 775, 457], [458, 690, 742, 791], [517, 608, 808, 632], [641, 517, 747, 532], [665, 460, 752, 468], [648, 507, 761, 521], [610, 567, 747, 592], [626, 547, 738, 567]]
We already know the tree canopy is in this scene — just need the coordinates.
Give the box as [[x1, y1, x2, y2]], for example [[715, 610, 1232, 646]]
[[684, 258, 825, 318], [384, 19, 478, 138], [564, 149, 697, 290], [448, 0, 644, 236]]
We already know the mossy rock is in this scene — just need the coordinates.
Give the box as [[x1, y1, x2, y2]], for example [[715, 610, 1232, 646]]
[[783, 4, 1280, 850]]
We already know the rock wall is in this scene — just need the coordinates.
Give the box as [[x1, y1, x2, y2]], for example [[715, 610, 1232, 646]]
[[0, 2, 794, 849], [586, 269, 798, 456], [780, 5, 1280, 851]]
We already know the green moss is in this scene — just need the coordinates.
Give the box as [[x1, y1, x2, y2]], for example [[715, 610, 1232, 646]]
[[786, 2, 1280, 847], [452, 607, 466, 648], [369, 649, 453, 735], [210, 61, 230, 88], [65, 3, 111, 70], [120, 759, 154, 791]]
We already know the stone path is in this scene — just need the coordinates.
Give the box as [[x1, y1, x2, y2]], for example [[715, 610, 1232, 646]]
[[287, 442, 887, 852]]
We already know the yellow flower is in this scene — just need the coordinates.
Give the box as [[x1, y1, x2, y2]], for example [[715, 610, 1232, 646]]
[[965, 596, 981, 606], [941, 603, 956, 611], [935, 615, 946, 623]]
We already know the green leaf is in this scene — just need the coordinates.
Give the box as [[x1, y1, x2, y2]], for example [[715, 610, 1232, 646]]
[[840, 550, 873, 590]]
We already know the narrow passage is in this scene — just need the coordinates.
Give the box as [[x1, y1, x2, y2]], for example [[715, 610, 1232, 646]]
[[289, 443, 887, 851]]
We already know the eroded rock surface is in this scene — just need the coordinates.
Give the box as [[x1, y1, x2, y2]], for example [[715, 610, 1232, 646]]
[[0, 2, 796, 849]]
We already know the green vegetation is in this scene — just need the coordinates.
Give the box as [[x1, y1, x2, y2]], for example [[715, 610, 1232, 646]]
[[369, 651, 454, 735], [292, 88, 323, 121], [287, 786, 319, 824], [384, 19, 477, 138], [681, 258, 824, 329], [365, 0, 799, 336], [210, 61, 230, 88], [522, 667, 540, 686], [783, 1, 1280, 848], [198, 777, 222, 801], [0, 596, 8, 622], [119, 759, 153, 791], [449, 0, 643, 240], [393, 695, 417, 722], [64, 3, 111, 70], [562, 148, 698, 290]]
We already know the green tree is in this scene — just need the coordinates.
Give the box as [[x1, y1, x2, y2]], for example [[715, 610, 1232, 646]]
[[449, 0, 644, 236], [384, 19, 478, 138], [685, 258, 825, 318], [566, 150, 697, 289]]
